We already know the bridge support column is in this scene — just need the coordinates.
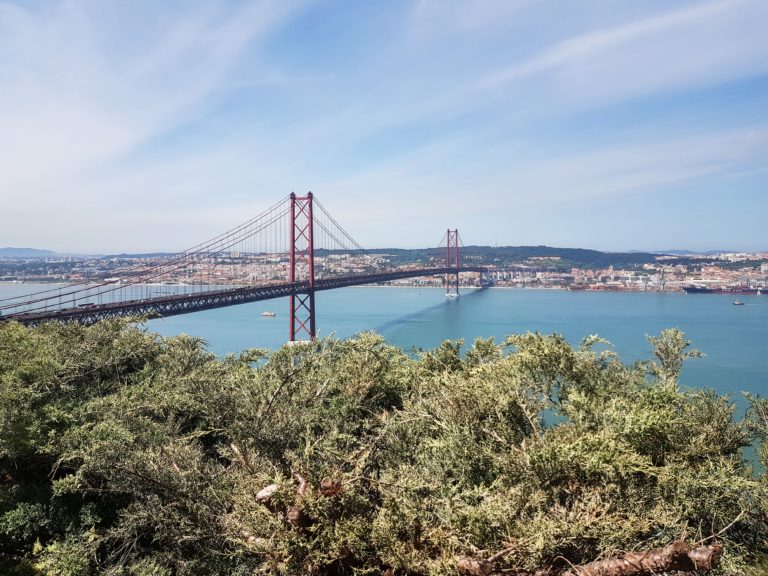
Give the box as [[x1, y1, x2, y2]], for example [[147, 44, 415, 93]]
[[289, 192, 316, 341], [446, 229, 460, 297]]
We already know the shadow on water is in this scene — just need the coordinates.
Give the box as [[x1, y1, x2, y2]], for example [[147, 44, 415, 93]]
[[373, 287, 489, 334]]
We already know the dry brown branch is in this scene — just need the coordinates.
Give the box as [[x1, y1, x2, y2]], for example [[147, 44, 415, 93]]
[[457, 556, 495, 576], [293, 472, 308, 498], [694, 510, 746, 546], [458, 544, 519, 575], [687, 542, 723, 571], [230, 443, 255, 475], [563, 541, 723, 576], [458, 541, 723, 576]]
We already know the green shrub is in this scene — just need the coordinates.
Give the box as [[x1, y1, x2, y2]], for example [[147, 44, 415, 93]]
[[0, 320, 766, 574]]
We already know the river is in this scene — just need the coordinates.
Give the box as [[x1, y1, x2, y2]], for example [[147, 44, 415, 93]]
[[2, 284, 766, 398]]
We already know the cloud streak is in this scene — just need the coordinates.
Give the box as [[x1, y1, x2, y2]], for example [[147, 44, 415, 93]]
[[0, 0, 766, 252], [457, 0, 768, 112], [0, 0, 305, 204]]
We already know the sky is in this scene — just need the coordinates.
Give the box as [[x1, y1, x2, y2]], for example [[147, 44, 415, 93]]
[[1, 0, 767, 254]]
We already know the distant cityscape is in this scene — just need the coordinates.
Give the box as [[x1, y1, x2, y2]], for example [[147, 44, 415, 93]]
[[1, 246, 767, 293]]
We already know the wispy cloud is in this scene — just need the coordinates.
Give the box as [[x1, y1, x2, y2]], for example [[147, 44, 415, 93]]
[[407, 0, 533, 41], [501, 127, 768, 203], [319, 127, 768, 217], [273, 0, 768, 168], [471, 0, 768, 108], [0, 0, 306, 208], [0, 0, 766, 252]]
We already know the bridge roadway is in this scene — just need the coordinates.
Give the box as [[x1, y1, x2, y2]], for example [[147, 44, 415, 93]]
[[1, 266, 487, 327]]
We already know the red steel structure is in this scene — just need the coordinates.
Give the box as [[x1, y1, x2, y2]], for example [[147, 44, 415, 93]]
[[1, 193, 487, 336], [289, 192, 315, 341], [446, 228, 460, 297]]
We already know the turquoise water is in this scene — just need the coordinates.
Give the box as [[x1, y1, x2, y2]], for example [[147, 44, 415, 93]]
[[2, 284, 767, 397], [148, 286, 767, 398]]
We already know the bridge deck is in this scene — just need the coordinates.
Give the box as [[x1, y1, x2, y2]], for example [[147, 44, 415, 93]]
[[1, 267, 486, 326]]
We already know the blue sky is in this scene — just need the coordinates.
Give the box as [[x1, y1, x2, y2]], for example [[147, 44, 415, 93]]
[[1, 0, 766, 253]]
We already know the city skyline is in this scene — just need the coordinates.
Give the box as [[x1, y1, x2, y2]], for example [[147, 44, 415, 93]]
[[1, 0, 767, 254]]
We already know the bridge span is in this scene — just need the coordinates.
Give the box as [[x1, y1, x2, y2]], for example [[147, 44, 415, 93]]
[[3, 267, 487, 328], [0, 193, 487, 339]]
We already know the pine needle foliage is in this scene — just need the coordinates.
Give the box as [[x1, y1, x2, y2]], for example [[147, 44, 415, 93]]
[[0, 321, 766, 575]]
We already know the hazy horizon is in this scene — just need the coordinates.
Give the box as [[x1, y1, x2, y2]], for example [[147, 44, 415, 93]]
[[2, 243, 765, 258]]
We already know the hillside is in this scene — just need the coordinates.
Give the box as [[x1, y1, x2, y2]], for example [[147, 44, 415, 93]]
[[0, 247, 56, 259], [363, 245, 659, 269]]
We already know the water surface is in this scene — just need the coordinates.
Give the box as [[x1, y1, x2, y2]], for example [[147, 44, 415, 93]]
[[3, 284, 766, 397]]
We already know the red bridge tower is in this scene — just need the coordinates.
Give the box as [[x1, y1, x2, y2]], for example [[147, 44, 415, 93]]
[[289, 192, 315, 341], [446, 228, 460, 297]]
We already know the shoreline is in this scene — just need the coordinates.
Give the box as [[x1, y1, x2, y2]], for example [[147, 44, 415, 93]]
[[0, 280, 686, 294]]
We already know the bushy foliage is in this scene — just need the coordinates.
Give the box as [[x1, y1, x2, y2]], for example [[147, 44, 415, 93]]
[[1, 321, 766, 575]]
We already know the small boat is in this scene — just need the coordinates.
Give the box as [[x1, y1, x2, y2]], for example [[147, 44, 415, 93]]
[[261, 311, 276, 317], [733, 300, 745, 306]]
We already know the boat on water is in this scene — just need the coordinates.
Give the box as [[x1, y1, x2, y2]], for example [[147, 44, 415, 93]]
[[261, 311, 276, 317], [445, 293, 460, 299], [733, 300, 745, 306], [682, 285, 764, 295]]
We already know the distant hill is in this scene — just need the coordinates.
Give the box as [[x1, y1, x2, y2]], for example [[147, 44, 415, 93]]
[[363, 245, 660, 269], [654, 249, 696, 255], [103, 253, 175, 259], [462, 245, 659, 269], [0, 247, 57, 258], [655, 249, 732, 256]]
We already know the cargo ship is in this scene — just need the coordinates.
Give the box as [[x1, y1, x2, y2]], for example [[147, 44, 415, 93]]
[[682, 286, 764, 295]]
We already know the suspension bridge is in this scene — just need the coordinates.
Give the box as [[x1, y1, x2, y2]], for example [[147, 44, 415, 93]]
[[0, 193, 487, 340]]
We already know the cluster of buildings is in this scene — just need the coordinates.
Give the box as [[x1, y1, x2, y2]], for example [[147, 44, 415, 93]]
[[484, 255, 768, 292], [1, 251, 767, 293], [0, 252, 395, 286]]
